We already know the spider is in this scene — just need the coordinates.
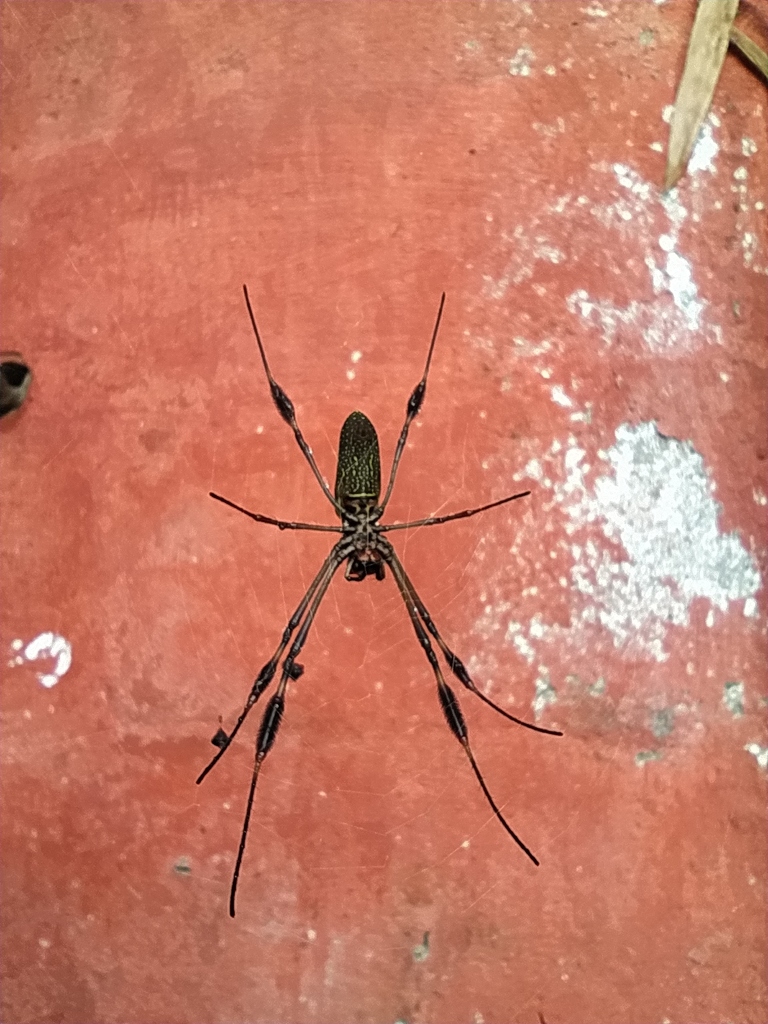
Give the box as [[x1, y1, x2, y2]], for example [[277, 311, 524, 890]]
[[198, 286, 563, 916]]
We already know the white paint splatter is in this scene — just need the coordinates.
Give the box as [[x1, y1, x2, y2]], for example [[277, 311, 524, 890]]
[[687, 117, 719, 175], [567, 162, 715, 352], [744, 743, 768, 770], [15, 633, 73, 688], [645, 250, 704, 329], [482, 226, 565, 298], [742, 232, 757, 267], [351, 350, 362, 364], [508, 47, 534, 77], [741, 137, 757, 157], [565, 290, 643, 345], [551, 385, 573, 408]]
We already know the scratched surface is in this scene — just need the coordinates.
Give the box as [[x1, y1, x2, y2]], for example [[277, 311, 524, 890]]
[[1, 3, 766, 1023]]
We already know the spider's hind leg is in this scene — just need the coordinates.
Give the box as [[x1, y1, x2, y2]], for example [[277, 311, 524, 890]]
[[380, 538, 539, 864], [384, 545, 562, 738]]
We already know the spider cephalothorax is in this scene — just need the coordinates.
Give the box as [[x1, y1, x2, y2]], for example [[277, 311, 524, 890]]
[[198, 286, 562, 916]]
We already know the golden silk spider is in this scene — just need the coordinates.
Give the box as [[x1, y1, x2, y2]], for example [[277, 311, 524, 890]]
[[198, 286, 562, 916]]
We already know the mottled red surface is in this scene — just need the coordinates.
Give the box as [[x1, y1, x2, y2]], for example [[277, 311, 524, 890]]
[[1, 3, 766, 1023]]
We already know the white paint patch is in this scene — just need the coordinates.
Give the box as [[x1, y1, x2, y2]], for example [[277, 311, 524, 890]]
[[744, 743, 768, 771], [741, 137, 757, 157], [15, 633, 73, 688], [722, 681, 744, 717], [742, 232, 757, 267], [508, 47, 534, 76], [507, 622, 536, 664], [566, 290, 643, 345], [521, 458, 543, 481], [350, 350, 362, 364], [727, 159, 767, 274], [645, 250, 704, 329], [483, 227, 565, 299], [532, 670, 557, 718], [568, 162, 716, 352], [499, 425, 761, 666], [551, 384, 573, 408], [566, 423, 761, 659], [687, 116, 719, 175]]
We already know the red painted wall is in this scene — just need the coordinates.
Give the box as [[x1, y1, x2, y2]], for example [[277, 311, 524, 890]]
[[2, 3, 765, 1022]]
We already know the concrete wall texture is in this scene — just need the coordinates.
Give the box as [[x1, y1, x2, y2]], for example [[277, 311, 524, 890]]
[[1, 2, 766, 1023]]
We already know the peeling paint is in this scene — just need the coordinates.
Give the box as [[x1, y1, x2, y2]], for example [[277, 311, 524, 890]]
[[504, 423, 760, 664], [567, 423, 760, 660]]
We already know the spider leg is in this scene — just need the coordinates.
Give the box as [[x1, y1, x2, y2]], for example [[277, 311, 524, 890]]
[[210, 491, 343, 532], [381, 543, 539, 864], [378, 292, 445, 513], [196, 540, 352, 785], [381, 489, 531, 533], [243, 284, 344, 515], [228, 544, 349, 916], [384, 544, 562, 737], [229, 685, 283, 917]]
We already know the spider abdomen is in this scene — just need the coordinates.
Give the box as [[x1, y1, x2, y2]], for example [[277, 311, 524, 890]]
[[335, 410, 381, 509]]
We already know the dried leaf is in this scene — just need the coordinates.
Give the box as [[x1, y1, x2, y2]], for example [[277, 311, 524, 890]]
[[664, 0, 739, 192], [730, 25, 768, 82]]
